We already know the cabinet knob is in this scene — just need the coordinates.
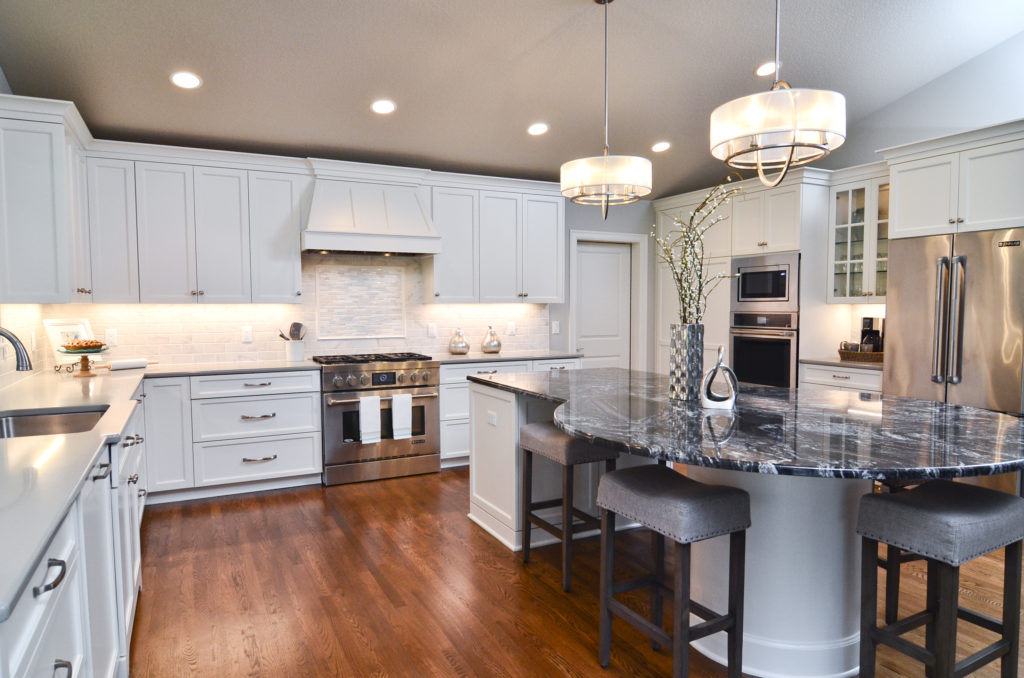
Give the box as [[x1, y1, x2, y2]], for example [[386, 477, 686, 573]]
[[434, 292, 440, 297], [757, 240, 768, 247], [198, 290, 205, 296], [190, 290, 198, 296], [296, 290, 302, 296], [948, 218, 956, 224], [956, 217, 964, 223], [522, 292, 528, 298]]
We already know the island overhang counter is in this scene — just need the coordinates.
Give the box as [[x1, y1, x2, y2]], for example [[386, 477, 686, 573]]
[[466, 367, 1024, 678]]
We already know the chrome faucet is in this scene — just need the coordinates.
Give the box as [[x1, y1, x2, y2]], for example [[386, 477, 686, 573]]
[[0, 327, 32, 371]]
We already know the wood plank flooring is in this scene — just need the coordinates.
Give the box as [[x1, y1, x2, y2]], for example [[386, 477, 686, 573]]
[[131, 469, 1024, 677]]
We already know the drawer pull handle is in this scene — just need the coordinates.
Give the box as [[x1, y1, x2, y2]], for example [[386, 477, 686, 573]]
[[326, 393, 437, 407], [477, 370, 498, 374], [242, 454, 278, 463], [138, 488, 148, 498], [33, 558, 67, 597], [549, 366, 566, 371], [241, 413, 277, 421], [244, 382, 272, 388], [92, 463, 112, 481], [757, 240, 768, 247], [133, 435, 144, 444], [128, 474, 140, 485], [121, 437, 136, 448], [831, 374, 851, 380], [53, 659, 73, 677]]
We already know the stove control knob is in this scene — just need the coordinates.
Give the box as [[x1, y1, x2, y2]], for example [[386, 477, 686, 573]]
[[359, 373, 370, 386], [396, 373, 406, 384], [345, 375, 359, 388], [420, 371, 431, 383], [333, 376, 346, 388], [409, 372, 419, 383]]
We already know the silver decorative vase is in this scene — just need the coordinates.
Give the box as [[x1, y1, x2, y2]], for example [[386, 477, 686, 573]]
[[481, 326, 502, 354], [669, 323, 704, 401], [448, 328, 470, 355]]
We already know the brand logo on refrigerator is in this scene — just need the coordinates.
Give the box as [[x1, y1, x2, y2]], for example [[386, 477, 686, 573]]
[[997, 240, 1021, 247]]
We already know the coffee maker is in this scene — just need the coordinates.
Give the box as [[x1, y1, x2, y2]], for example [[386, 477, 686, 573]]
[[861, 317, 884, 353]]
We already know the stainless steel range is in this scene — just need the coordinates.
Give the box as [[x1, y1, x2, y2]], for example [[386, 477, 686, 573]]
[[315, 353, 440, 485]]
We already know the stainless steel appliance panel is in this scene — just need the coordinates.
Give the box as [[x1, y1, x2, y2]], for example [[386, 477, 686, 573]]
[[730, 327, 798, 388], [944, 228, 1024, 414], [882, 234, 953, 403], [322, 387, 439, 465], [730, 252, 801, 313]]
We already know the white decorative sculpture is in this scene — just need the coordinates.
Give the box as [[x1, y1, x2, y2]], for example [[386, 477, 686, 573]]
[[702, 347, 738, 410]]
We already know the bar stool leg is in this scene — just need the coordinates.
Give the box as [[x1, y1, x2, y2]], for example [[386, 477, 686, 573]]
[[884, 544, 902, 625], [521, 448, 533, 564], [727, 530, 745, 678], [933, 562, 959, 678], [859, 537, 878, 678], [673, 541, 691, 678], [562, 464, 574, 592], [1002, 540, 1022, 678], [925, 560, 939, 678], [651, 533, 665, 650], [599, 509, 615, 668]]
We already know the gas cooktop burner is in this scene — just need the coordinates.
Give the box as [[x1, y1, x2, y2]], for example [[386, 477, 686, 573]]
[[312, 352, 433, 365]]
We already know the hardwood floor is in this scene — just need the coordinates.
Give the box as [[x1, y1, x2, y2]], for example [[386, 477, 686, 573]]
[[131, 469, 1024, 677]]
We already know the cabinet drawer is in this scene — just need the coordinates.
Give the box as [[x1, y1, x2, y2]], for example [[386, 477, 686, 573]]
[[191, 392, 320, 442], [441, 420, 470, 460], [189, 370, 320, 398], [194, 433, 322, 486], [532, 359, 580, 372], [800, 364, 882, 392], [440, 361, 531, 383], [440, 383, 469, 420], [0, 504, 79, 678], [17, 554, 86, 678]]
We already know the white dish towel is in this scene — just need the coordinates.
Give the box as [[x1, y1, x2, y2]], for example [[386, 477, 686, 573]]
[[359, 395, 381, 444], [391, 393, 412, 440]]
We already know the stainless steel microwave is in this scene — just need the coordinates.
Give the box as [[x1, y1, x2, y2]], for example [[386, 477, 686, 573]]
[[730, 252, 800, 313]]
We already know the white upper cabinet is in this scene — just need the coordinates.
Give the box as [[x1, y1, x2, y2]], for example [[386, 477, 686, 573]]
[[478, 191, 521, 302], [248, 171, 309, 303], [520, 195, 563, 303], [430, 186, 478, 302], [87, 157, 139, 303], [827, 178, 890, 302], [731, 187, 801, 255], [67, 141, 92, 301], [194, 166, 251, 303], [0, 119, 69, 303], [885, 123, 1024, 239], [135, 162, 197, 303]]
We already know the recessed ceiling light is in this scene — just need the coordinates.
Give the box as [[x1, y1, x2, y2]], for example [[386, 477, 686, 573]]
[[170, 71, 202, 89], [372, 99, 397, 115], [527, 122, 549, 136], [651, 141, 671, 153], [755, 61, 778, 77]]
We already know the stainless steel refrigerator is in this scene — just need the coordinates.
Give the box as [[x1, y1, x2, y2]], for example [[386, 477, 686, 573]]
[[884, 227, 1024, 415]]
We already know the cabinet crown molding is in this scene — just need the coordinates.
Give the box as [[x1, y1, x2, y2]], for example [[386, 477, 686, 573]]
[[652, 167, 831, 211], [880, 117, 1024, 164]]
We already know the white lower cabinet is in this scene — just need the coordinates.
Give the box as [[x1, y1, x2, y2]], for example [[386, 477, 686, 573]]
[[144, 377, 194, 492], [80, 452, 120, 678], [438, 358, 580, 464], [194, 433, 321, 486], [799, 362, 883, 393]]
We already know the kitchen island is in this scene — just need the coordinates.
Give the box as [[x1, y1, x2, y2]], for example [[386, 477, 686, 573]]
[[467, 367, 1024, 678]]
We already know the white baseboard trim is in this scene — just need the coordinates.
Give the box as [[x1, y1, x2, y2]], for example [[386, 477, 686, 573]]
[[145, 474, 322, 504]]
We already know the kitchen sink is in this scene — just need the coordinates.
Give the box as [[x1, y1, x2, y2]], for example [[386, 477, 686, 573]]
[[0, 407, 108, 439]]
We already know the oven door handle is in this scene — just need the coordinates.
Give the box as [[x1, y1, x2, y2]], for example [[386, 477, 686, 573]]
[[325, 393, 439, 407], [729, 328, 796, 338]]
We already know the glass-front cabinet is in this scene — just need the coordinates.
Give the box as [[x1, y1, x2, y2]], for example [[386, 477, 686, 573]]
[[828, 178, 889, 302]]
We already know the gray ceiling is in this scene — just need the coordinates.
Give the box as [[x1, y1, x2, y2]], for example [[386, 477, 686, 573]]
[[1, 0, 1023, 197]]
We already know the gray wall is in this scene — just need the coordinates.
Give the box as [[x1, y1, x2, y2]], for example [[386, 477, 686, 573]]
[[549, 200, 656, 364], [823, 31, 1024, 168], [0, 67, 10, 95]]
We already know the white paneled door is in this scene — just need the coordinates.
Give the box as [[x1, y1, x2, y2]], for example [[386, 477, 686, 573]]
[[574, 241, 631, 368]]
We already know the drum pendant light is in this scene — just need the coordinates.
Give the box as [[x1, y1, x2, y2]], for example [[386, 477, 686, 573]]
[[560, 0, 652, 218], [709, 0, 846, 187]]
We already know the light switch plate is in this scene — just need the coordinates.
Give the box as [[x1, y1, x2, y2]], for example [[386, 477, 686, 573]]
[[551, 321, 560, 335], [427, 322, 437, 338], [241, 326, 254, 344], [506, 321, 516, 336], [105, 329, 118, 346], [487, 411, 498, 427]]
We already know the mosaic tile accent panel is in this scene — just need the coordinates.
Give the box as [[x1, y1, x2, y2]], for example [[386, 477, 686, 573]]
[[315, 264, 405, 339]]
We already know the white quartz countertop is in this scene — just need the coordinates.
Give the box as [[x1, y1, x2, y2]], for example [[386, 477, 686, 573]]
[[140, 358, 320, 377], [432, 351, 582, 365]]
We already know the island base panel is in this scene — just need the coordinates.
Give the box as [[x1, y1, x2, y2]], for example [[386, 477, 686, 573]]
[[686, 467, 870, 678]]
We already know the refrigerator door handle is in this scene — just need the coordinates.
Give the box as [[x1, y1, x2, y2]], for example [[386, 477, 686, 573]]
[[931, 256, 950, 383], [947, 255, 966, 385]]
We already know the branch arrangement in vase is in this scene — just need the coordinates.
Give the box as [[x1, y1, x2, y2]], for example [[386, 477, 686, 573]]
[[652, 174, 743, 324]]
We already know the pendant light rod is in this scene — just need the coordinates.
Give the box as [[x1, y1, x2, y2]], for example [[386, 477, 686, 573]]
[[603, 0, 609, 155], [773, 0, 781, 85]]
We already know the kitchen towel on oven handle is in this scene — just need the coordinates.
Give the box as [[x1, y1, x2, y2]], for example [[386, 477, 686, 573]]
[[359, 395, 381, 443], [391, 393, 412, 440]]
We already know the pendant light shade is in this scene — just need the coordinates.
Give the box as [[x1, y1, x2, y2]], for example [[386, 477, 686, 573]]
[[710, 0, 846, 187], [560, 0, 651, 214], [560, 154, 652, 205]]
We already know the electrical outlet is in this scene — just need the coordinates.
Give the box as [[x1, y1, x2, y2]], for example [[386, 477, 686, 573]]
[[427, 322, 437, 338], [487, 410, 498, 427], [105, 328, 118, 346], [551, 321, 560, 335], [241, 326, 254, 344], [506, 321, 516, 336]]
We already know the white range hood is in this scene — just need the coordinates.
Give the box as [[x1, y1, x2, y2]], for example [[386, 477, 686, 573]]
[[301, 179, 441, 254]]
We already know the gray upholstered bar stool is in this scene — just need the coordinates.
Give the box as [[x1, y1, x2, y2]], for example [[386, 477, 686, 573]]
[[596, 464, 750, 678], [519, 421, 618, 592], [858, 479, 1024, 678]]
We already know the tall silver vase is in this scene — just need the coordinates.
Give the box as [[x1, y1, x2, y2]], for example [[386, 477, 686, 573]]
[[669, 323, 704, 401]]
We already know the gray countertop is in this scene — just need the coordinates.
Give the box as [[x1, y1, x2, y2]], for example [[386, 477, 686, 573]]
[[432, 351, 582, 365], [800, 357, 883, 372], [467, 368, 1024, 481]]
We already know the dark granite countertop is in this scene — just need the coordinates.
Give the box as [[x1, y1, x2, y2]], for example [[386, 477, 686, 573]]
[[467, 368, 1024, 481]]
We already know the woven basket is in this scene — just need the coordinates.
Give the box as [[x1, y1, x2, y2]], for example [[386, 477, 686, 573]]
[[838, 350, 884, 363]]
